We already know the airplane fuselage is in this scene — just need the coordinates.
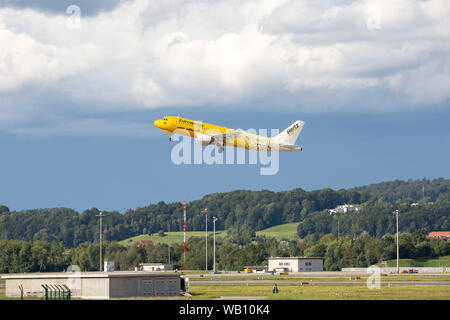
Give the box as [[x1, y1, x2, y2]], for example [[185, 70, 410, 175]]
[[154, 116, 304, 152]]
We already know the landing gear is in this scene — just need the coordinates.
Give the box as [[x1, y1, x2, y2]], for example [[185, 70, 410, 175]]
[[218, 146, 224, 154], [169, 135, 173, 141]]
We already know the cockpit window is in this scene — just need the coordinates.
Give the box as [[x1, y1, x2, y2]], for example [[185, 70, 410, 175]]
[[163, 118, 168, 121]]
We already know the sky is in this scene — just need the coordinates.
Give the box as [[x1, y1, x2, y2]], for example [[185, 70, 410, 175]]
[[0, 0, 449, 212]]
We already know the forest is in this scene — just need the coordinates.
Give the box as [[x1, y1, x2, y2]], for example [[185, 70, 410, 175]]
[[0, 178, 449, 272], [0, 230, 448, 273], [0, 178, 449, 248]]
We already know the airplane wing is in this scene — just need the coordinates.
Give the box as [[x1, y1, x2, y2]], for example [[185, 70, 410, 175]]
[[209, 131, 243, 153], [211, 131, 243, 144]]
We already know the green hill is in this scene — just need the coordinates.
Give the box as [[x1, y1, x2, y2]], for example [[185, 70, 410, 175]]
[[256, 222, 300, 240], [1, 178, 449, 247], [120, 222, 301, 246], [119, 230, 228, 247], [352, 178, 450, 202]]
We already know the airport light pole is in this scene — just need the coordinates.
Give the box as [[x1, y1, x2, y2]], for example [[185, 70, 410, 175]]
[[168, 223, 171, 265], [337, 212, 340, 238], [213, 217, 218, 274], [201, 208, 209, 271], [394, 209, 400, 274], [96, 211, 105, 272], [183, 202, 187, 267]]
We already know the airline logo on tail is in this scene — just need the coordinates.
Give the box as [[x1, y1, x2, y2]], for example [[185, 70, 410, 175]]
[[287, 123, 300, 136]]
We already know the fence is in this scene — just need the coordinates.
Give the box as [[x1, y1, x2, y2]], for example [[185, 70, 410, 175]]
[[41, 284, 71, 300]]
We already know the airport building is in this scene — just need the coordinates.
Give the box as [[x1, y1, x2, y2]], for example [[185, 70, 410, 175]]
[[2, 271, 182, 299], [268, 257, 323, 272], [139, 263, 173, 272]]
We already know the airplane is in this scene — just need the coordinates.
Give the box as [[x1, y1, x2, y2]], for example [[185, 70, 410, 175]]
[[154, 116, 305, 153]]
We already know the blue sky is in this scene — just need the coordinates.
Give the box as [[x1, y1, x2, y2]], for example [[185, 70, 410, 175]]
[[1, 108, 449, 212], [0, 0, 449, 212]]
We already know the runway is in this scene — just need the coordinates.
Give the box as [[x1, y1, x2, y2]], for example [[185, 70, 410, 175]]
[[191, 280, 450, 286]]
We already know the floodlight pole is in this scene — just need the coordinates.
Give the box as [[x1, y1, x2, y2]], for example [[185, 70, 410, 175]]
[[202, 208, 209, 271], [337, 212, 340, 238], [213, 217, 218, 273], [168, 223, 171, 265], [96, 211, 105, 272], [184, 202, 187, 267], [394, 209, 400, 274]]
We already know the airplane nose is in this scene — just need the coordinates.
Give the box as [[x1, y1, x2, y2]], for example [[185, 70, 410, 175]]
[[154, 120, 162, 129]]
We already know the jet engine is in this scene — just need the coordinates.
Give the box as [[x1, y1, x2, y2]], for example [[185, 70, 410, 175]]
[[195, 133, 213, 146]]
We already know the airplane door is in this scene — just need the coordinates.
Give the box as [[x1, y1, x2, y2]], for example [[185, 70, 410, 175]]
[[172, 118, 178, 128]]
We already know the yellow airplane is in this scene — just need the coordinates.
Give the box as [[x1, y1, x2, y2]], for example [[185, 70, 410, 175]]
[[154, 116, 305, 153]]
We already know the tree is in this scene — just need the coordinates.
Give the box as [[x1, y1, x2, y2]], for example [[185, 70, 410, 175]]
[[304, 243, 326, 258], [0, 205, 9, 214], [31, 241, 49, 272]]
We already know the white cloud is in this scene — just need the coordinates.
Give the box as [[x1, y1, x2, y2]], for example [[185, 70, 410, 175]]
[[0, 0, 449, 135]]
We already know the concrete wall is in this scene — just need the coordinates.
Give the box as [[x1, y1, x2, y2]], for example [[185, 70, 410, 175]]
[[5, 277, 68, 297], [4, 275, 110, 299], [2, 272, 182, 299], [108, 275, 180, 298], [298, 259, 323, 272], [80, 278, 109, 299]]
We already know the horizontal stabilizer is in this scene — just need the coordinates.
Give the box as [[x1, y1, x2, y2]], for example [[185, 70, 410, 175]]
[[279, 144, 302, 152]]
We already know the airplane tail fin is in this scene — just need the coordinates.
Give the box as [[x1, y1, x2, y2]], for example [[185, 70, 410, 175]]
[[275, 120, 305, 145]]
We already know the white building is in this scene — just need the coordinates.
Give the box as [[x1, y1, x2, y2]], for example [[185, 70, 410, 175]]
[[268, 257, 323, 272], [104, 261, 115, 272], [140, 263, 173, 272], [329, 204, 360, 214]]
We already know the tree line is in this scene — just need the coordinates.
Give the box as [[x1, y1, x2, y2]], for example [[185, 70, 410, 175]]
[[351, 178, 450, 202], [0, 188, 370, 247], [0, 230, 448, 273], [0, 178, 449, 248], [297, 193, 450, 239]]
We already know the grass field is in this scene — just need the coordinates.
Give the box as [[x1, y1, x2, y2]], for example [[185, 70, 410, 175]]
[[189, 274, 450, 282], [188, 284, 450, 300], [385, 255, 450, 267], [120, 222, 300, 246], [118, 231, 228, 246], [255, 222, 300, 240]]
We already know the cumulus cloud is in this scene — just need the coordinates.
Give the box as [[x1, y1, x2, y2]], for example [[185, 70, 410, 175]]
[[0, 0, 449, 135]]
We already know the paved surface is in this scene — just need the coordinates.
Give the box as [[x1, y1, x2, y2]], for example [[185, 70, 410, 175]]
[[214, 296, 266, 300], [189, 271, 449, 278], [192, 280, 450, 286]]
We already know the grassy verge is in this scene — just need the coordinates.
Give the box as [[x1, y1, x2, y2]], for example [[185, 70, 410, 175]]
[[188, 284, 450, 300], [189, 274, 450, 282]]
